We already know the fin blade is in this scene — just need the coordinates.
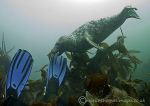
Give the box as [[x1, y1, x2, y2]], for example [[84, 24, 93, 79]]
[[47, 55, 67, 86], [53, 56, 62, 79], [6, 49, 33, 98], [59, 58, 67, 86]]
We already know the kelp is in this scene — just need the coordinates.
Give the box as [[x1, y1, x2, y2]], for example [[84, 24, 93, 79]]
[[19, 79, 44, 105], [62, 35, 143, 105], [57, 31, 145, 106], [64, 33, 142, 81], [35, 64, 48, 81], [65, 52, 90, 73], [0, 33, 13, 72], [102, 35, 141, 80], [0, 34, 13, 102]]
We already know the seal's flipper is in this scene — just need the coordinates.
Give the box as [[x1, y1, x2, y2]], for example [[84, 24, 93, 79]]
[[84, 32, 103, 51], [6, 49, 33, 98], [47, 55, 67, 86]]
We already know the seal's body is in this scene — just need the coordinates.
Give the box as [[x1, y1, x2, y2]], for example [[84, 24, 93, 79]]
[[48, 6, 139, 58]]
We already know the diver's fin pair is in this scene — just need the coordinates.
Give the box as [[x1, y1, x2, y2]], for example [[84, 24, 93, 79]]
[[46, 55, 67, 88], [6, 49, 33, 98]]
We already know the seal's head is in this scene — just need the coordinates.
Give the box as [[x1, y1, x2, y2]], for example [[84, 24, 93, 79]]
[[121, 6, 140, 19], [47, 36, 72, 60]]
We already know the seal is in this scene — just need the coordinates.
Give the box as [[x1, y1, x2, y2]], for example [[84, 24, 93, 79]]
[[48, 6, 140, 59]]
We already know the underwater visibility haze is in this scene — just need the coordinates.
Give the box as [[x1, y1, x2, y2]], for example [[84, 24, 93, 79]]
[[0, 0, 150, 106]]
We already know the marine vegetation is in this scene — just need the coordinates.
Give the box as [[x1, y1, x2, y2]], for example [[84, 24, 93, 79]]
[[0, 33, 14, 102], [63, 29, 144, 96], [0, 33, 12, 74]]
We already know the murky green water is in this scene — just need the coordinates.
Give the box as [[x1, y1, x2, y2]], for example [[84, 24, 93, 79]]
[[0, 0, 149, 81]]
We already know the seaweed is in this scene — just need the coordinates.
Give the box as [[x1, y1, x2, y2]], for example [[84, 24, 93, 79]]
[[0, 32, 14, 73], [0, 33, 14, 102]]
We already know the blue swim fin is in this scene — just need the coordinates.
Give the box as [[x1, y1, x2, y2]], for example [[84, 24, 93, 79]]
[[47, 55, 67, 86], [6, 49, 33, 98], [43, 55, 67, 101]]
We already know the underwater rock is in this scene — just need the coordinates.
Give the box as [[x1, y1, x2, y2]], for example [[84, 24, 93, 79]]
[[84, 74, 110, 97], [84, 74, 143, 106]]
